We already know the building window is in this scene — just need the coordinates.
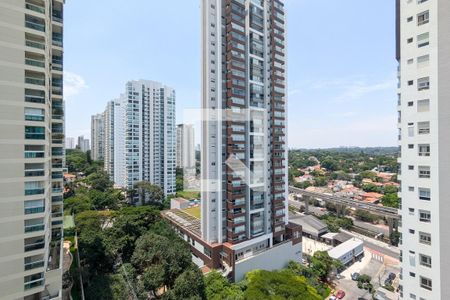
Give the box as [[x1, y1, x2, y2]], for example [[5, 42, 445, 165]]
[[418, 121, 430, 134], [419, 232, 431, 245], [419, 210, 431, 223], [417, 99, 430, 112], [420, 276, 432, 291], [419, 188, 431, 201], [418, 144, 430, 157], [417, 11, 429, 26], [417, 54, 430, 67], [417, 33, 429, 48], [408, 123, 415, 137], [417, 77, 430, 91], [419, 254, 432, 268], [418, 166, 430, 178]]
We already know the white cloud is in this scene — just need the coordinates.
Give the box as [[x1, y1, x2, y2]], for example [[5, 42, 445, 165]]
[[63, 71, 88, 99], [333, 77, 396, 102]]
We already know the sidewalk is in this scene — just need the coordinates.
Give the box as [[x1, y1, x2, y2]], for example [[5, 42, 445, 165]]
[[340, 229, 400, 255]]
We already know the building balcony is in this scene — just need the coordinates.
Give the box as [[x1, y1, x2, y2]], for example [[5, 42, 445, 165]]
[[25, 169, 45, 177], [25, 223, 45, 233], [24, 237, 45, 252], [25, 16, 45, 32], [25, 188, 45, 196], [25, 76, 45, 86], [24, 260, 45, 271]]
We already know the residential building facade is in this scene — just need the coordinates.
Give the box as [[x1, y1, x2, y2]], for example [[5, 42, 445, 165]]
[[176, 124, 196, 169], [163, 0, 302, 283], [0, 0, 65, 299], [76, 135, 89, 153], [397, 0, 450, 298], [101, 81, 176, 198], [90, 113, 105, 161], [65, 137, 75, 149]]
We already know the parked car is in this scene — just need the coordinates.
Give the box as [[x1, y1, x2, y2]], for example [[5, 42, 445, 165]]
[[329, 296, 337, 300], [388, 272, 396, 280], [384, 278, 392, 286], [351, 272, 360, 281], [336, 290, 346, 299]]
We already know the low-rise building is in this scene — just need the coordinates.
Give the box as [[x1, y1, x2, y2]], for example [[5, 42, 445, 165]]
[[162, 209, 303, 282], [289, 215, 328, 240], [327, 238, 364, 266]]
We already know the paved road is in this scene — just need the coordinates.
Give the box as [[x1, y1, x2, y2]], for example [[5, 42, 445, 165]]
[[353, 219, 390, 236], [339, 231, 399, 259]]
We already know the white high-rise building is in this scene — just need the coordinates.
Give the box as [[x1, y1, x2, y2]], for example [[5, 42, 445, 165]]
[[176, 124, 196, 169], [102, 81, 176, 198], [77, 135, 90, 153], [183, 0, 301, 281], [397, 0, 450, 298], [0, 0, 64, 299], [90, 113, 105, 161], [65, 137, 75, 149]]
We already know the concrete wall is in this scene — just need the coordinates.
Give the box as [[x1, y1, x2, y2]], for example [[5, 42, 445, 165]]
[[234, 240, 302, 282]]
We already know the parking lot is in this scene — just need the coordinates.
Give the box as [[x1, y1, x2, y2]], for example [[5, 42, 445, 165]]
[[333, 250, 400, 300]]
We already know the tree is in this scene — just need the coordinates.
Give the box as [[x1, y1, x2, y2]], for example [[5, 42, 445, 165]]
[[310, 251, 341, 283], [134, 181, 165, 205], [85, 171, 113, 192], [64, 194, 93, 214], [321, 158, 338, 172], [381, 193, 399, 208], [78, 230, 114, 273], [355, 209, 379, 223], [204, 271, 244, 300], [243, 269, 322, 300], [131, 232, 192, 289], [165, 268, 205, 300]]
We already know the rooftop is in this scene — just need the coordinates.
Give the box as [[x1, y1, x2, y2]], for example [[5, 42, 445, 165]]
[[289, 214, 328, 237], [183, 206, 201, 219], [162, 209, 201, 237], [328, 238, 363, 259]]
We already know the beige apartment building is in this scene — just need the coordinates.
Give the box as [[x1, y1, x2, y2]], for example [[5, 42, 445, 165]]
[[0, 0, 64, 299]]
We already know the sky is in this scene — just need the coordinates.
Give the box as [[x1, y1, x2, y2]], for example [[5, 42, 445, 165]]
[[64, 0, 398, 149]]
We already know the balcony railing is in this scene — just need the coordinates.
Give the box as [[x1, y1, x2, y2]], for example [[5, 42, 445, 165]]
[[52, 188, 63, 193], [25, 76, 45, 86], [24, 278, 45, 290], [25, 188, 44, 196], [25, 224, 45, 233], [25, 241, 45, 252], [25, 206, 45, 215], [24, 260, 45, 271], [25, 3, 45, 14], [25, 170, 45, 177], [25, 58, 45, 68], [25, 20, 45, 32], [25, 94, 45, 104], [25, 151, 45, 158], [25, 133, 45, 140], [26, 39, 45, 50], [52, 196, 63, 203]]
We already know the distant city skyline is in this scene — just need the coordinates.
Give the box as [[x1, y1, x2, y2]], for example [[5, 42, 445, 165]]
[[64, 0, 397, 148]]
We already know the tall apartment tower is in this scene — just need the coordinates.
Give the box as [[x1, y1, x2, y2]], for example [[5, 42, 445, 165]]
[[176, 124, 196, 169], [77, 135, 89, 153], [184, 0, 300, 281], [102, 81, 176, 198], [90, 113, 105, 161], [397, 0, 450, 298], [0, 0, 65, 299]]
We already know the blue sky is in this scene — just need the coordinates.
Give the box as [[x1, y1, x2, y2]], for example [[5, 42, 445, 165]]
[[64, 0, 398, 149]]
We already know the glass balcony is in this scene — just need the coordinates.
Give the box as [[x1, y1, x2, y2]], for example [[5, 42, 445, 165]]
[[24, 238, 45, 252], [24, 278, 45, 290], [25, 151, 45, 159], [52, 188, 63, 194], [25, 114, 45, 122], [25, 76, 45, 86], [25, 188, 44, 196], [25, 224, 45, 233], [52, 33, 63, 47], [25, 169, 45, 177], [25, 1, 45, 14], [25, 89, 45, 104], [51, 148, 64, 156], [52, 10, 63, 23], [51, 172, 63, 179], [25, 58, 45, 68], [25, 206, 45, 215], [24, 260, 45, 271], [25, 16, 45, 32], [26, 39, 45, 50], [52, 196, 63, 203]]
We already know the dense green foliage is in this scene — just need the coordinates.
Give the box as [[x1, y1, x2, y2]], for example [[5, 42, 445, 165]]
[[320, 215, 353, 232], [66, 149, 103, 175]]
